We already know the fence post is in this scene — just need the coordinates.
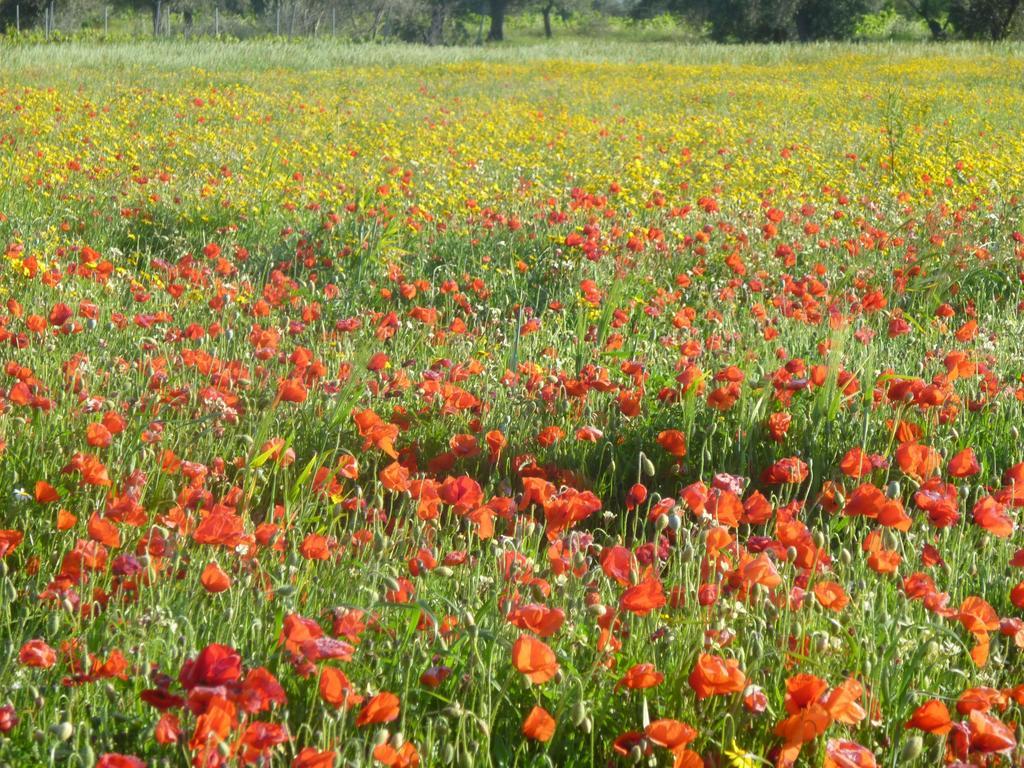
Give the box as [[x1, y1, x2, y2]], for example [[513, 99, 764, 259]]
[[276, 5, 280, 35], [14, 5, 19, 33], [104, 5, 108, 35], [215, 6, 219, 36], [332, 7, 335, 36], [154, 0, 160, 36]]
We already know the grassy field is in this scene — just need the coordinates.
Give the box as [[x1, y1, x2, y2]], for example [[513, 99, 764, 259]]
[[0, 40, 1023, 768]]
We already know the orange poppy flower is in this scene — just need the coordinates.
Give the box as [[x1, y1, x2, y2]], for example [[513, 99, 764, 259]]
[[356, 692, 400, 727], [967, 709, 1017, 753], [620, 577, 666, 616], [741, 553, 782, 589], [521, 706, 556, 741], [34, 480, 60, 503], [824, 678, 866, 725], [200, 562, 231, 593], [644, 719, 697, 750], [972, 496, 1014, 538], [511, 635, 558, 684], [948, 447, 980, 478], [292, 747, 337, 768], [656, 430, 687, 457], [319, 667, 361, 710], [19, 639, 57, 668], [688, 653, 746, 700], [617, 663, 664, 690], [823, 739, 876, 768], [813, 581, 849, 612], [905, 698, 952, 734], [372, 742, 419, 768], [506, 604, 565, 638]]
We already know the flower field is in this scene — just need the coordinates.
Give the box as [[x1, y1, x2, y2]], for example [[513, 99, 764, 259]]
[[1, 43, 1024, 768]]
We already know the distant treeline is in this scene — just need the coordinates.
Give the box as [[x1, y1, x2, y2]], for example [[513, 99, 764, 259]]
[[2, 0, 1021, 43]]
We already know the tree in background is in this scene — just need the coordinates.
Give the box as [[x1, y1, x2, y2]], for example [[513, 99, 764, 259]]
[[631, 0, 877, 41], [0, 0, 45, 29], [536, 0, 584, 37], [895, 0, 951, 37], [948, 0, 1020, 37], [794, 0, 875, 39]]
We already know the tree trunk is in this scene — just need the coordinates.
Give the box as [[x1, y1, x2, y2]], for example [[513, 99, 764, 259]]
[[369, 6, 385, 40], [995, 0, 1021, 39], [487, 0, 506, 41], [542, 2, 552, 38], [427, 2, 445, 45]]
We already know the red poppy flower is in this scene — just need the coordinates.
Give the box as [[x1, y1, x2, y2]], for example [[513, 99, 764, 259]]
[[522, 706, 556, 741], [688, 653, 746, 699], [356, 692, 401, 727], [511, 634, 558, 684]]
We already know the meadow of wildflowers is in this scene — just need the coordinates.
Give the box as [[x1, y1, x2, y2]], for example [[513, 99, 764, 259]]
[[0, 42, 1023, 768]]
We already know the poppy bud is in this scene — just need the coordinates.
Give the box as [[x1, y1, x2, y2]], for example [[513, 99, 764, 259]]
[[655, 514, 669, 533], [2, 581, 16, 603], [50, 722, 73, 742], [47, 613, 59, 635], [882, 529, 899, 550], [898, 735, 923, 762], [1013, 426, 1020, 441], [587, 603, 606, 617], [812, 632, 829, 653], [440, 743, 455, 764], [373, 728, 390, 746], [628, 745, 643, 764], [32, 729, 44, 743], [812, 530, 825, 548], [572, 551, 587, 569], [582, 717, 592, 733], [571, 701, 587, 727], [785, 546, 798, 562], [925, 640, 939, 657], [77, 742, 95, 766], [679, 543, 694, 562], [840, 548, 852, 565], [885, 480, 901, 499], [435, 566, 454, 577], [637, 453, 654, 478]]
